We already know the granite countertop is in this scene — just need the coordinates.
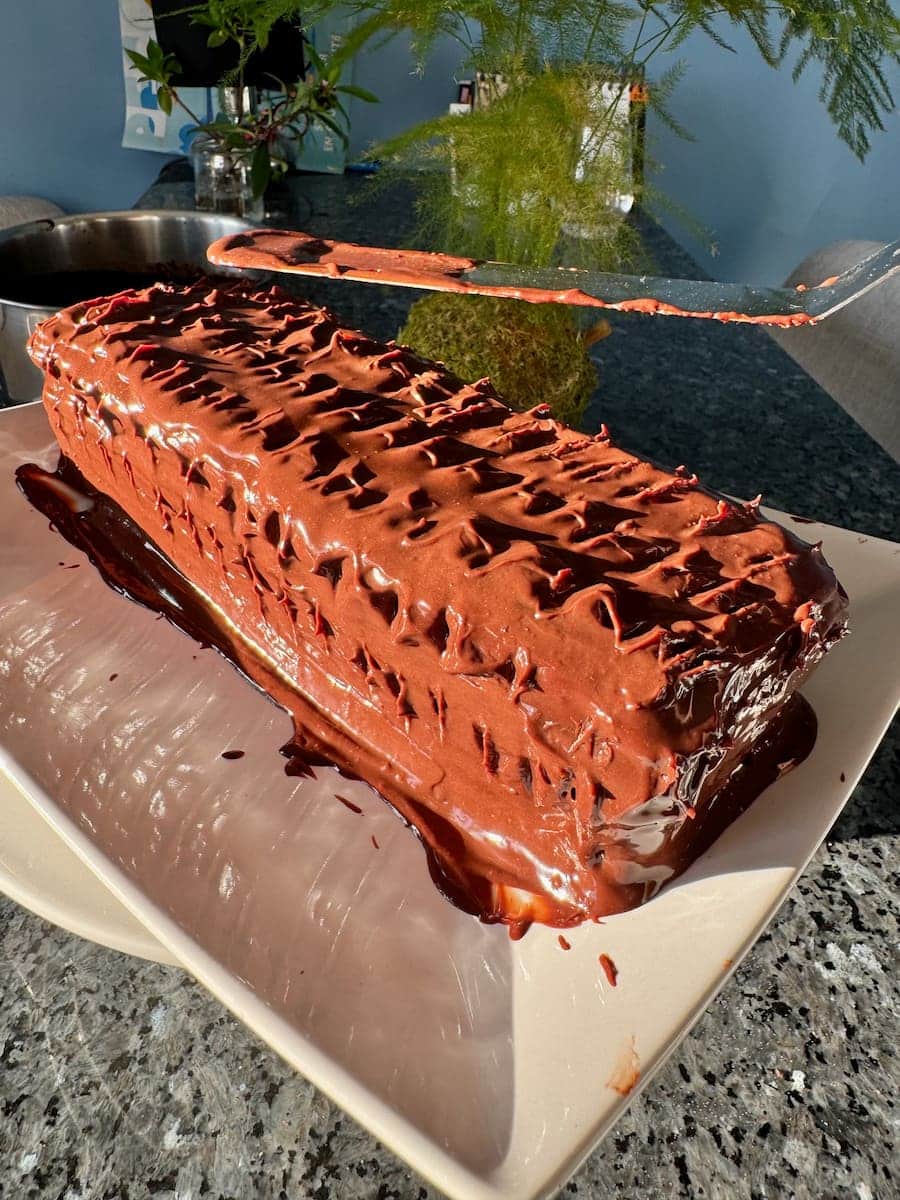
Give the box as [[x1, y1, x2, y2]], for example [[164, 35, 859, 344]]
[[2, 170, 897, 1200]]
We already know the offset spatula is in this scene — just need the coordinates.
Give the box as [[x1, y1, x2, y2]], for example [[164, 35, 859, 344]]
[[207, 228, 900, 328]]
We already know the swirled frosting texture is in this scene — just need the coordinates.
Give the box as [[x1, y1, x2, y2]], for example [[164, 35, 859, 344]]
[[28, 281, 848, 929]]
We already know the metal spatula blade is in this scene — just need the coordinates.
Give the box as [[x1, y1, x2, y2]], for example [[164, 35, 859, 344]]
[[207, 229, 900, 327]]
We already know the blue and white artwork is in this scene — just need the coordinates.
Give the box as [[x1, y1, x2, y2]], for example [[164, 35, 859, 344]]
[[119, 0, 211, 154]]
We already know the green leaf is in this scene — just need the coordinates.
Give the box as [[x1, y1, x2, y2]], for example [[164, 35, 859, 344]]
[[305, 42, 325, 75], [315, 110, 349, 147], [250, 142, 270, 197], [125, 39, 182, 88], [124, 48, 152, 75], [158, 86, 174, 116], [336, 84, 379, 104], [207, 30, 228, 48]]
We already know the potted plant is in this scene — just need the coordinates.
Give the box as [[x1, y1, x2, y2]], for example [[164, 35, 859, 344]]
[[127, 1, 378, 218]]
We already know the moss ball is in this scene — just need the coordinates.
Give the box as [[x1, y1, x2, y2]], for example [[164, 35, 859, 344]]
[[399, 293, 597, 428]]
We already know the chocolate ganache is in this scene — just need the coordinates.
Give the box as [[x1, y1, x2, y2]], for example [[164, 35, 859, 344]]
[[208, 229, 817, 327], [27, 280, 848, 931]]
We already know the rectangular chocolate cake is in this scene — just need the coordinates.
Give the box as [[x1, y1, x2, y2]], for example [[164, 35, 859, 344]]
[[28, 281, 847, 931]]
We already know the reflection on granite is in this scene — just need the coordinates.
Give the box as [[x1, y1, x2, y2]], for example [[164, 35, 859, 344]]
[[3, 168, 897, 1200]]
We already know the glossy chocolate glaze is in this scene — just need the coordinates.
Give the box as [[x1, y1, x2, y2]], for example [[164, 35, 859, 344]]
[[208, 229, 815, 327], [26, 280, 847, 930]]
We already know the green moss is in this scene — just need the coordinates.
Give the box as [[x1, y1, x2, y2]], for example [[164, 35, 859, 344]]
[[399, 293, 598, 428]]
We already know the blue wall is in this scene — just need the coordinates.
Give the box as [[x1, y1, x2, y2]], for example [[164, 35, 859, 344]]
[[347, 33, 466, 160], [646, 19, 900, 284], [0, 0, 172, 213]]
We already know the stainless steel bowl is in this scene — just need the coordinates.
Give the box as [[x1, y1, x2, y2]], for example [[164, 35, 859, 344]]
[[0, 210, 251, 401]]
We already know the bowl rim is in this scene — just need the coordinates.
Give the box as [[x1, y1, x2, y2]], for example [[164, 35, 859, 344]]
[[0, 209, 253, 312]]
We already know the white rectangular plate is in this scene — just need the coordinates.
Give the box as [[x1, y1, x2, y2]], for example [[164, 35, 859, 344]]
[[1, 401, 898, 1200]]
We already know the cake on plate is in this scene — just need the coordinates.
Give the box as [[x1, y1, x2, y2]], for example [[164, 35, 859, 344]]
[[27, 280, 848, 931]]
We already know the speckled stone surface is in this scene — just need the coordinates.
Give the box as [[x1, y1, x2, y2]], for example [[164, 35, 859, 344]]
[[2, 170, 897, 1199]]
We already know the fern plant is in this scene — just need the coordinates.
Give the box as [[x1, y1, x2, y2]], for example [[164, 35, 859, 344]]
[[360, 0, 900, 260], [328, 1, 900, 425], [380, 66, 651, 270], [336, 1, 900, 165]]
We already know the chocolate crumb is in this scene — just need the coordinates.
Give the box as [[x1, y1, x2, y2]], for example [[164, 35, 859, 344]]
[[606, 1034, 640, 1095], [599, 953, 618, 986]]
